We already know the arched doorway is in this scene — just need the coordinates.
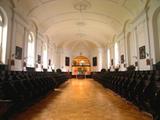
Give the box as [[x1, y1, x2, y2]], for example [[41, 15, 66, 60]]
[[72, 56, 91, 78]]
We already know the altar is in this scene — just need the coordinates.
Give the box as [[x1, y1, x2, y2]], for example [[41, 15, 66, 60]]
[[71, 56, 91, 78]]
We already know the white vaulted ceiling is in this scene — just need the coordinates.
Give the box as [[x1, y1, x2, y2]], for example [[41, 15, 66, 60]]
[[11, 0, 148, 49]]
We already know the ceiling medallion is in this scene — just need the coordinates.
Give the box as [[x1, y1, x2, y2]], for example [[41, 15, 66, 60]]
[[76, 33, 86, 37], [77, 21, 86, 26], [74, 0, 91, 11]]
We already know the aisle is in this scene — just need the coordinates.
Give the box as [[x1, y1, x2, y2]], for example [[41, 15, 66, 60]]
[[12, 79, 152, 120]]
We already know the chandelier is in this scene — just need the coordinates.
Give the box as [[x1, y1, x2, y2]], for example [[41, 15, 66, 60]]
[[74, 0, 91, 39]]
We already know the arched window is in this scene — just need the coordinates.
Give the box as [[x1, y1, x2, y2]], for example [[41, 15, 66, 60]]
[[107, 48, 110, 69], [43, 43, 48, 69], [27, 32, 35, 67], [0, 8, 8, 64], [0, 13, 3, 46], [114, 42, 119, 67]]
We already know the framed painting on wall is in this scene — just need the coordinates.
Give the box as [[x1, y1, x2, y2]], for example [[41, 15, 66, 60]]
[[15, 46, 22, 60], [139, 46, 146, 59], [111, 59, 114, 65], [135, 61, 138, 66], [146, 59, 150, 65], [38, 55, 41, 64], [93, 57, 97, 66], [121, 55, 124, 63], [49, 59, 51, 65], [65, 57, 70, 66]]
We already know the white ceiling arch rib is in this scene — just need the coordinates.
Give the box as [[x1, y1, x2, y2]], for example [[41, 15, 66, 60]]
[[26, 0, 141, 17], [60, 37, 101, 49], [38, 11, 123, 26], [68, 40, 97, 52], [44, 17, 119, 33], [55, 32, 105, 48], [27, 0, 57, 16]]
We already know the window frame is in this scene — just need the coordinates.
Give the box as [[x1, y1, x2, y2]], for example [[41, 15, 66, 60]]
[[0, 11, 3, 25], [27, 32, 35, 67], [114, 42, 119, 67], [43, 43, 48, 69], [107, 48, 111, 69], [0, 11, 3, 42], [0, 8, 7, 64]]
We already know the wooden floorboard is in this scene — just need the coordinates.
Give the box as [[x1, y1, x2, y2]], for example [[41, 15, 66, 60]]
[[12, 79, 153, 120]]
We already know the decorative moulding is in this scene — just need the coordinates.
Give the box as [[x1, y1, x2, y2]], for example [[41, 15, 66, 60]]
[[74, 0, 91, 11]]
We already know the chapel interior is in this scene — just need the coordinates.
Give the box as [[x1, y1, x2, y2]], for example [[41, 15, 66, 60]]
[[0, 0, 160, 120]]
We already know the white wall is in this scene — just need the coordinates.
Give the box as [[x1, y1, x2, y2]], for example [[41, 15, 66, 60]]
[[106, 1, 160, 71], [0, 0, 13, 66], [10, 12, 28, 71], [56, 46, 107, 72], [90, 48, 107, 72], [1, 0, 160, 72], [148, 0, 160, 65], [128, 31, 137, 66]]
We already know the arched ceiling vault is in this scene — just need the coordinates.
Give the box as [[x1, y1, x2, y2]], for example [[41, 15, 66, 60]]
[[11, 0, 148, 49], [61, 38, 100, 49]]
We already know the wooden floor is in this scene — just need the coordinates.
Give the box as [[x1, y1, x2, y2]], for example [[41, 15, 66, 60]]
[[12, 79, 153, 120]]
